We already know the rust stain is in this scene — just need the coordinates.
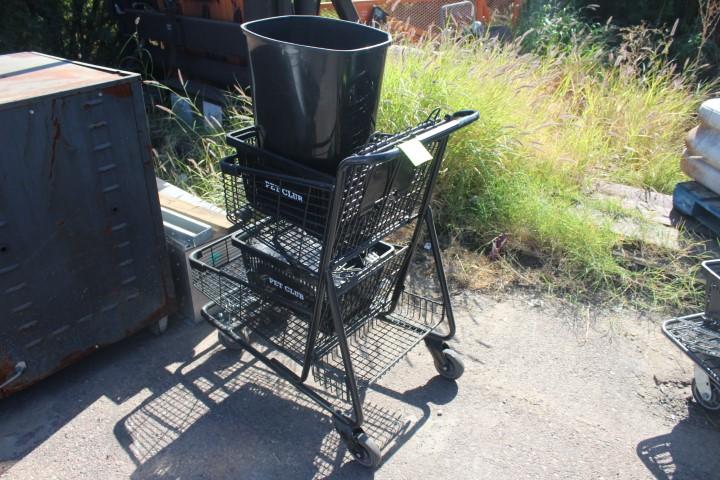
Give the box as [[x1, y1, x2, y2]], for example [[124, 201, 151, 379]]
[[49, 115, 61, 180], [1, 54, 124, 105], [0, 356, 14, 385], [57, 346, 98, 370], [102, 83, 132, 98]]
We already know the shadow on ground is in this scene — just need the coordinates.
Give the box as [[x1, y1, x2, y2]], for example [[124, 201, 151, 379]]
[[637, 403, 720, 480], [0, 319, 460, 479], [113, 338, 458, 479], [0, 321, 209, 474]]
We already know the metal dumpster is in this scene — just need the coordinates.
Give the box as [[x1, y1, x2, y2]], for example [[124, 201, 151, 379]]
[[0, 52, 175, 397]]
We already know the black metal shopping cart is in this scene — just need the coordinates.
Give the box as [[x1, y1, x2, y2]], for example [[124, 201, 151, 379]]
[[190, 109, 478, 467], [664, 259, 720, 411]]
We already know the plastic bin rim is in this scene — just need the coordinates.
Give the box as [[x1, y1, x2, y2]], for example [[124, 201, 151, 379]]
[[703, 259, 720, 281], [241, 15, 392, 54]]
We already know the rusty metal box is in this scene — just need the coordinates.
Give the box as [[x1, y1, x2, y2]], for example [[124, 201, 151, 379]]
[[0, 52, 174, 396]]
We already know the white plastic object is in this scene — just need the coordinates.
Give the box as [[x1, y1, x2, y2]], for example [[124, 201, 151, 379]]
[[681, 151, 720, 196], [687, 125, 720, 171], [699, 99, 720, 131], [694, 364, 713, 402]]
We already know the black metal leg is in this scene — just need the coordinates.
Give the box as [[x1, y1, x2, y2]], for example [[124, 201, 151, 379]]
[[324, 271, 365, 429], [424, 207, 456, 341], [331, 0, 359, 21], [388, 215, 425, 311]]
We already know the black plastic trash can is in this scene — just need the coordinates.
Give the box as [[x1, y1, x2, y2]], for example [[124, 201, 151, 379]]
[[242, 15, 392, 173]]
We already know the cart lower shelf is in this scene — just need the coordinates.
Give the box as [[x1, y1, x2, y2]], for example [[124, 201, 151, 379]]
[[203, 289, 447, 401], [663, 313, 720, 386], [312, 292, 446, 399]]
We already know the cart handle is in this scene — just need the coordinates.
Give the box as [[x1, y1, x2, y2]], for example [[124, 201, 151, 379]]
[[341, 110, 479, 166]]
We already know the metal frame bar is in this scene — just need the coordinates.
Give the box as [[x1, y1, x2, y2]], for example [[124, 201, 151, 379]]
[[423, 207, 456, 341]]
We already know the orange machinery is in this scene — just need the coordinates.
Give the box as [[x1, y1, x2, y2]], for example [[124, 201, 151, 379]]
[[170, 0, 522, 25], [115, 0, 521, 101]]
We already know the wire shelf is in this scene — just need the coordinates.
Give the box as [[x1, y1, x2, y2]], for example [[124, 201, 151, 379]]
[[312, 291, 446, 400]]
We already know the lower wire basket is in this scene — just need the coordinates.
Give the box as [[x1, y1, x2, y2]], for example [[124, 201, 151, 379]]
[[190, 234, 411, 362], [663, 314, 720, 386]]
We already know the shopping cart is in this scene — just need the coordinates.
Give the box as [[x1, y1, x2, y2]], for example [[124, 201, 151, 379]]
[[663, 259, 720, 411], [190, 109, 478, 467]]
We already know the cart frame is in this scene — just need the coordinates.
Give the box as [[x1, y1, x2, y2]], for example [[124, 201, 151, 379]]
[[193, 110, 478, 465]]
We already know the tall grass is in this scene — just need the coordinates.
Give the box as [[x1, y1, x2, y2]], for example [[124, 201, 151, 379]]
[[378, 34, 712, 306], [149, 83, 253, 205], [151, 30, 715, 309]]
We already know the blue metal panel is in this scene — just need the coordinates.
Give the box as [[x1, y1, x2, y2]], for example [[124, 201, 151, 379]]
[[0, 53, 174, 395]]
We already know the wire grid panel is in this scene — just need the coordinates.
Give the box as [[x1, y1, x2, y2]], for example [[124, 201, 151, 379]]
[[381, 0, 472, 34], [232, 229, 408, 337], [312, 291, 446, 400], [664, 315, 720, 385], [704, 260, 720, 322], [380, 0, 521, 36], [233, 227, 395, 299], [222, 128, 333, 241], [189, 235, 250, 315], [190, 236, 316, 361], [486, 0, 519, 15], [439, 1, 475, 28], [331, 138, 443, 264]]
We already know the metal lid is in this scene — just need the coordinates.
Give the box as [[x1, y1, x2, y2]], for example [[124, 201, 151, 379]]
[[0, 52, 136, 107]]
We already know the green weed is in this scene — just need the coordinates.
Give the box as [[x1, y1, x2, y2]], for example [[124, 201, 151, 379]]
[[379, 34, 711, 308]]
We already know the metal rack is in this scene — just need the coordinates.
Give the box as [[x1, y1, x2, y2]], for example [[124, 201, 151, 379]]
[[663, 259, 720, 412], [190, 109, 478, 467]]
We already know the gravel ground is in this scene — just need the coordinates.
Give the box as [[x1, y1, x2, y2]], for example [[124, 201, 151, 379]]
[[1, 289, 719, 479]]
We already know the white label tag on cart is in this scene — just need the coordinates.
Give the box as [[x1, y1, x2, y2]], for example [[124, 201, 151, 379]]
[[399, 139, 432, 167]]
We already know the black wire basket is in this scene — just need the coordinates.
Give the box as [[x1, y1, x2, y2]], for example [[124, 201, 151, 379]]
[[233, 228, 398, 334], [312, 291, 447, 400], [190, 235, 410, 358], [223, 110, 476, 267]]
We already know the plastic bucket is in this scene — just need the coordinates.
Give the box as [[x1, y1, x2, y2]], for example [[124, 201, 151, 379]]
[[241, 15, 392, 173]]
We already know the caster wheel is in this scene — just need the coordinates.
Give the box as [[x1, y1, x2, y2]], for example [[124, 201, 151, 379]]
[[433, 348, 464, 380], [218, 329, 249, 351], [334, 421, 382, 469], [150, 316, 168, 336], [348, 432, 382, 468], [692, 378, 720, 411]]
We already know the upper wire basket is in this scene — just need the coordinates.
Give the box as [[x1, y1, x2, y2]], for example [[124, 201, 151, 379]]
[[222, 109, 479, 269]]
